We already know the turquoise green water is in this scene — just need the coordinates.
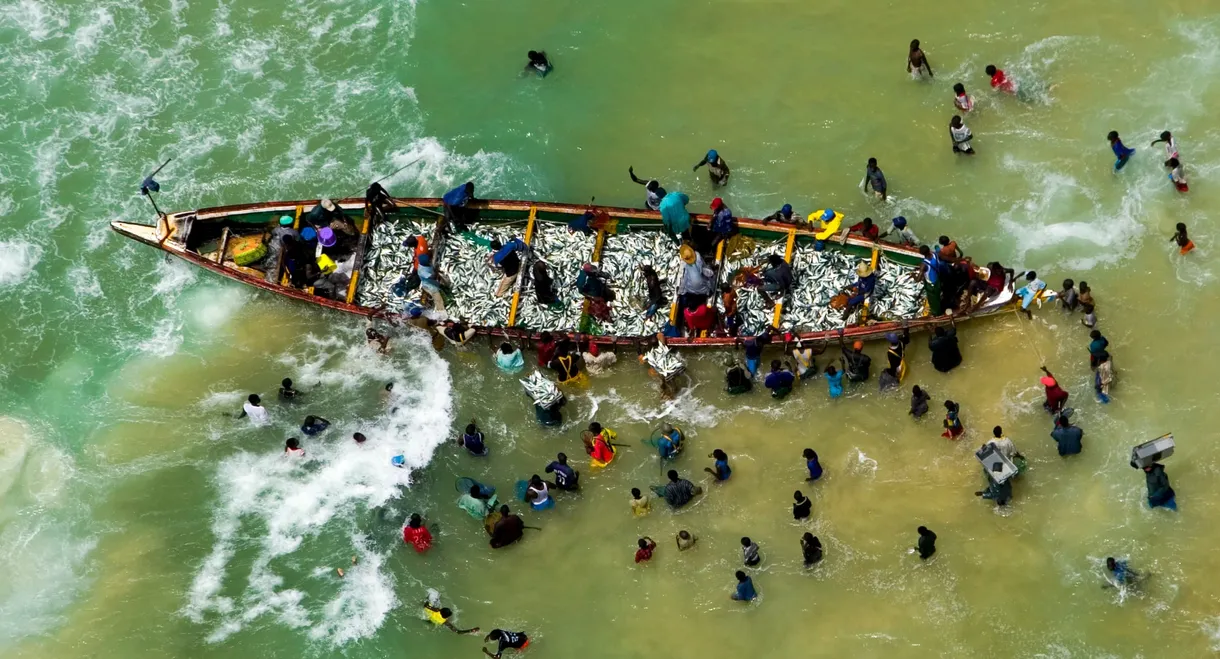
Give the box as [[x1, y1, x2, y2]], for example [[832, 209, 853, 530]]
[[5, 0, 1220, 656]]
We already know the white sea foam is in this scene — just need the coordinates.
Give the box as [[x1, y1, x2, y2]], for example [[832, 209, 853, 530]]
[[1, 0, 67, 42], [66, 264, 102, 298], [0, 240, 43, 288], [0, 418, 94, 646], [185, 332, 452, 645]]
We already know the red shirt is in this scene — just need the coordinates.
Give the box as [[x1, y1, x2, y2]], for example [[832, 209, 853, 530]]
[[684, 304, 716, 333], [635, 542, 656, 563], [536, 340, 557, 367], [849, 222, 880, 240], [403, 525, 433, 553], [990, 70, 1016, 94], [411, 236, 429, 267]]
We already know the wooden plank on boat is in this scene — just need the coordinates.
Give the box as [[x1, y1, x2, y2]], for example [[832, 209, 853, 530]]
[[507, 205, 537, 326], [216, 227, 231, 264], [344, 209, 372, 305]]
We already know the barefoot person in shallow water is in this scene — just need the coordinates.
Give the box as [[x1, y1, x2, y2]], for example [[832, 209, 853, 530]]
[[907, 39, 933, 78]]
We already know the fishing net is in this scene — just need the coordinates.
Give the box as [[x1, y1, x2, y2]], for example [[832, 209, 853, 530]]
[[455, 477, 496, 498]]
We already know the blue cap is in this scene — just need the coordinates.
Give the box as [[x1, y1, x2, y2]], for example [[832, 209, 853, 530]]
[[407, 304, 423, 318], [892, 216, 907, 228], [417, 253, 431, 266], [821, 209, 835, 221], [781, 204, 792, 215], [300, 227, 317, 241], [886, 332, 899, 343], [706, 149, 718, 162]]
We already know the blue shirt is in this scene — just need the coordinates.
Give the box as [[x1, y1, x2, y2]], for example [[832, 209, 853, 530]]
[[733, 577, 756, 601], [545, 461, 578, 488], [711, 206, 734, 235], [442, 183, 471, 206], [1110, 560, 1130, 584], [568, 212, 594, 235], [301, 419, 329, 435], [826, 371, 844, 398], [462, 432, 487, 455], [492, 239, 525, 265], [922, 255, 941, 284], [765, 370, 795, 391], [659, 192, 691, 235], [1111, 140, 1135, 159], [807, 458, 823, 480], [657, 432, 681, 459], [713, 459, 731, 481]]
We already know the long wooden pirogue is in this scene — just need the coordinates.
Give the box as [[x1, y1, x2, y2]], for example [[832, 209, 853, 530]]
[[111, 197, 1014, 348]]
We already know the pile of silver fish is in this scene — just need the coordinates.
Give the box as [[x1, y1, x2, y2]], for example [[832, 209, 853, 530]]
[[597, 230, 684, 336], [439, 227, 510, 326], [358, 218, 432, 311], [643, 343, 685, 379], [514, 224, 596, 332], [721, 244, 927, 335], [719, 239, 789, 335], [520, 370, 563, 407]]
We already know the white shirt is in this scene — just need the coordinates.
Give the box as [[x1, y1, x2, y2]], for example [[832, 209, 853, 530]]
[[243, 402, 269, 426], [989, 437, 1016, 459]]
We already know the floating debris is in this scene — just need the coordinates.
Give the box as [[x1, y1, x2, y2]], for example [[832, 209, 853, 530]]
[[520, 371, 563, 407]]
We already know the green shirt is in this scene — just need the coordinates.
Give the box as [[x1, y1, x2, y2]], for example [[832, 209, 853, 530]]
[[458, 493, 496, 519]]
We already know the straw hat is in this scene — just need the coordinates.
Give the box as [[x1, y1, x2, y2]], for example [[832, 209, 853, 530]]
[[321, 198, 337, 212], [680, 244, 696, 264], [855, 262, 874, 277]]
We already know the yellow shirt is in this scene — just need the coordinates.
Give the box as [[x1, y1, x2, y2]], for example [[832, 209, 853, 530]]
[[631, 495, 651, 516], [425, 607, 448, 625]]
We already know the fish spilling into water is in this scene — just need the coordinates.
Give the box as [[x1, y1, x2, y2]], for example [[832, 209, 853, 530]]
[[520, 370, 563, 407], [643, 343, 685, 379]]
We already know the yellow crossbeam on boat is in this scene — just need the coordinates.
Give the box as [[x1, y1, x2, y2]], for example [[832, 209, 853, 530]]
[[344, 210, 373, 304], [507, 205, 537, 326]]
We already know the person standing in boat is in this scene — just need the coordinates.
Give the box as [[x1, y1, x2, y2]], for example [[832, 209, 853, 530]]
[[303, 198, 344, 230], [628, 167, 667, 211], [693, 150, 730, 187], [365, 182, 395, 219], [531, 261, 561, 308], [489, 238, 526, 298], [263, 216, 300, 284], [442, 181, 477, 231], [677, 245, 715, 319], [524, 50, 552, 77], [710, 198, 736, 248], [759, 254, 793, 306], [640, 264, 667, 318], [659, 191, 692, 242]]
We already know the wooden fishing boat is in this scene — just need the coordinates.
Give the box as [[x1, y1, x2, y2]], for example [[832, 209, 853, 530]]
[[111, 197, 1014, 348]]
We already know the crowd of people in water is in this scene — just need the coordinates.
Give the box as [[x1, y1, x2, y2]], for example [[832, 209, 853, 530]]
[[225, 40, 1194, 654]]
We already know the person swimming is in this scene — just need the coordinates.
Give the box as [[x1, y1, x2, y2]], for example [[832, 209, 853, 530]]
[[524, 50, 551, 77], [422, 597, 480, 634]]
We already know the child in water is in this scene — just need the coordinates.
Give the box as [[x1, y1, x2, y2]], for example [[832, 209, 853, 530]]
[[941, 400, 964, 439], [1170, 223, 1195, 255], [950, 116, 974, 154], [952, 83, 973, 112], [1107, 131, 1135, 171], [1165, 158, 1188, 192], [705, 449, 732, 481], [1150, 131, 1179, 160]]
